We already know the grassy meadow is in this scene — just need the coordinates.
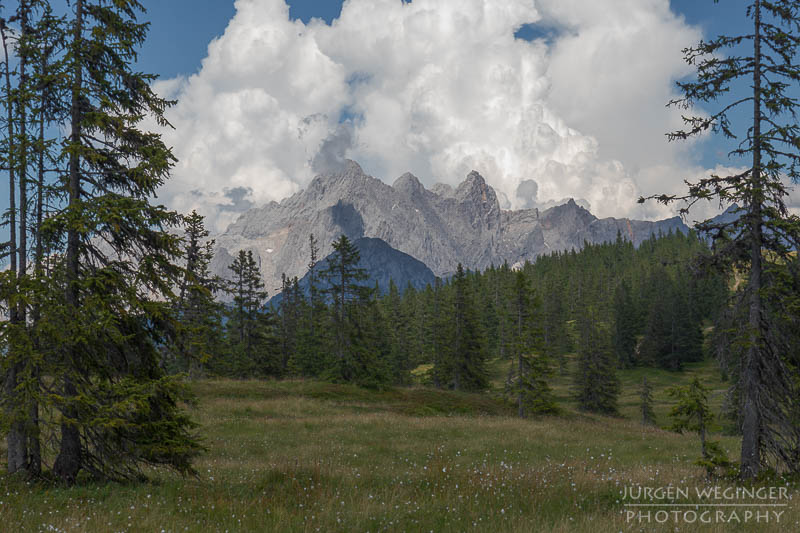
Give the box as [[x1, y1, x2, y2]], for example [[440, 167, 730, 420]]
[[1, 357, 797, 532]]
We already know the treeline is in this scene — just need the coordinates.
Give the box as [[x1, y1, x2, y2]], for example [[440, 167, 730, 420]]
[[175, 219, 728, 417]]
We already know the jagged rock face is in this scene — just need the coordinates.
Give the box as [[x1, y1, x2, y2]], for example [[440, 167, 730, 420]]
[[212, 160, 687, 292]]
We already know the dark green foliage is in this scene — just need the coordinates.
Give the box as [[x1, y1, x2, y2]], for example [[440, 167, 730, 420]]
[[288, 234, 329, 377], [573, 310, 619, 415], [506, 270, 557, 417], [428, 277, 448, 388], [319, 234, 388, 387], [438, 264, 489, 392], [639, 266, 704, 370], [612, 280, 638, 368], [172, 211, 224, 377], [221, 250, 280, 377], [639, 377, 656, 426], [277, 274, 301, 373], [381, 279, 411, 384], [643, 0, 800, 478], [0, 0, 207, 484], [262, 229, 726, 403], [1, 0, 70, 478], [524, 231, 723, 372], [668, 378, 730, 478]]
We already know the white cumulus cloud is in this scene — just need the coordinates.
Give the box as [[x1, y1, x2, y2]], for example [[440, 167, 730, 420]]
[[151, 0, 715, 232]]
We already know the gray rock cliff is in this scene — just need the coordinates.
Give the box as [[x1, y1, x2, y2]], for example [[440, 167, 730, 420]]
[[211, 160, 687, 292]]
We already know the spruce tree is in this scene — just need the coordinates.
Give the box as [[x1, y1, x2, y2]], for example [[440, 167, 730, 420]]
[[320, 234, 383, 385], [640, 267, 704, 370], [0, 0, 64, 477], [291, 234, 328, 377], [644, 0, 800, 477], [429, 276, 447, 388], [382, 279, 410, 384], [640, 376, 656, 426], [173, 210, 222, 377], [400, 283, 425, 371], [277, 273, 298, 373], [612, 280, 638, 368], [507, 270, 557, 417], [226, 250, 277, 376], [573, 310, 619, 415], [540, 274, 570, 373], [5, 0, 206, 483], [640, 268, 675, 368], [1, 2, 26, 477], [448, 264, 489, 391], [668, 378, 730, 477], [26, 2, 66, 477]]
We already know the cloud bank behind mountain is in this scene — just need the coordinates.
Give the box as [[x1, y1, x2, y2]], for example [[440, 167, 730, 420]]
[[149, 0, 725, 232]]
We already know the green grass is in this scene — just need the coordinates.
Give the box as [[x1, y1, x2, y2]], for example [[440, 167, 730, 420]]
[[1, 358, 797, 532]]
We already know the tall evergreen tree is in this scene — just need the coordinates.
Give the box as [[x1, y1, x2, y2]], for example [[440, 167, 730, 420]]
[[640, 376, 656, 426], [18, 0, 205, 483], [447, 264, 489, 391], [1, 2, 26, 477], [1, 0, 68, 478], [429, 276, 447, 388], [382, 279, 410, 384], [320, 234, 383, 385], [507, 270, 557, 417], [640, 267, 704, 370], [173, 210, 222, 377], [573, 310, 619, 415], [644, 0, 800, 476], [26, 2, 66, 477], [668, 378, 730, 477], [277, 273, 299, 373], [290, 234, 328, 377], [225, 250, 278, 376], [612, 279, 638, 368]]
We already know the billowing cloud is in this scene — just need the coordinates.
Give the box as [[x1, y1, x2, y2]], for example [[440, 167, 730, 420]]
[[312, 124, 354, 175], [152, 0, 713, 232]]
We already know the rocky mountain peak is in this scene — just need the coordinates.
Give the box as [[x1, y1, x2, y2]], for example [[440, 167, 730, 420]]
[[210, 160, 688, 293], [392, 172, 424, 196], [457, 170, 486, 190], [453, 170, 500, 224], [545, 197, 596, 227], [455, 170, 493, 200], [342, 159, 365, 176]]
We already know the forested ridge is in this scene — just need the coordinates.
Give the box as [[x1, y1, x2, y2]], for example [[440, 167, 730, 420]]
[[177, 227, 727, 412]]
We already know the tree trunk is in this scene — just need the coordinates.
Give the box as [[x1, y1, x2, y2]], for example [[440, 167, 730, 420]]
[[517, 300, 524, 418], [2, 13, 28, 477], [53, 376, 81, 484], [29, 36, 47, 480], [18, 0, 28, 345], [55, 0, 84, 484], [740, 0, 763, 481], [517, 354, 524, 419], [17, 1, 40, 477], [432, 283, 441, 389]]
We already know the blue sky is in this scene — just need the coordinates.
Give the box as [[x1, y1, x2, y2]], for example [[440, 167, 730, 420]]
[[0, 0, 786, 239], [137, 1, 340, 79]]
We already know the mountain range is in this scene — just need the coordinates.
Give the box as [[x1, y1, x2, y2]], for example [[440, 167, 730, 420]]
[[209, 160, 688, 294]]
